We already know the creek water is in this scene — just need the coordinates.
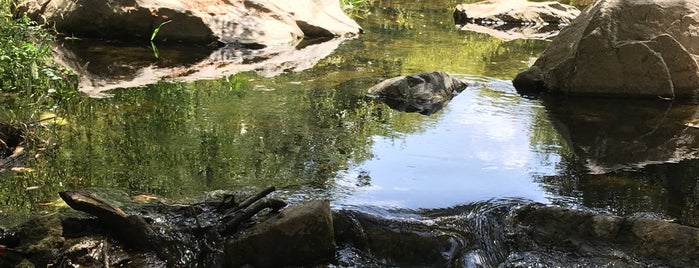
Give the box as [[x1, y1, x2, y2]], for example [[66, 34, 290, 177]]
[[1, 0, 699, 266]]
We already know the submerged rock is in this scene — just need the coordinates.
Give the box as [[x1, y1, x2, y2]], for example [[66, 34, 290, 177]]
[[367, 72, 468, 115], [13, 0, 362, 47], [513, 0, 699, 98], [225, 199, 336, 268]]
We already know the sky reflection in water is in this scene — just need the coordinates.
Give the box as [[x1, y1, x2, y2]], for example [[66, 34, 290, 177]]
[[337, 81, 557, 209]]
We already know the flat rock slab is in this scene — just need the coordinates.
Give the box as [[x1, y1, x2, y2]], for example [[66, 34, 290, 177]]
[[14, 0, 362, 47], [453, 0, 580, 40]]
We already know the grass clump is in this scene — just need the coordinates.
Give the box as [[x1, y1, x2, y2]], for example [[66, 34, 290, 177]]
[[340, 0, 374, 18]]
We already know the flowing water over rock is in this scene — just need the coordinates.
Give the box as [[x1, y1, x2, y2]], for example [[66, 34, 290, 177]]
[[2, 0, 699, 266]]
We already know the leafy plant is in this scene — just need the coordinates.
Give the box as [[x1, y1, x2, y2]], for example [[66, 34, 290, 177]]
[[0, 16, 76, 122], [150, 20, 172, 59], [340, 0, 374, 18]]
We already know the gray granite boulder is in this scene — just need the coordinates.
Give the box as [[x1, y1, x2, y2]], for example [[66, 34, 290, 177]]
[[513, 0, 699, 98]]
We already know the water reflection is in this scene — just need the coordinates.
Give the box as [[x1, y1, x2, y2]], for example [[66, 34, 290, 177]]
[[337, 82, 558, 209], [54, 37, 347, 97], [543, 97, 699, 174], [538, 97, 699, 226]]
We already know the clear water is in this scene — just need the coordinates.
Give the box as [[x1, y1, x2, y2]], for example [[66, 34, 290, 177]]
[[1, 0, 698, 242]]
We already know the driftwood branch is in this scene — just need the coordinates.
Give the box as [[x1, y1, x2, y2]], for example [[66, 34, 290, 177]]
[[219, 198, 287, 235], [236, 186, 276, 210]]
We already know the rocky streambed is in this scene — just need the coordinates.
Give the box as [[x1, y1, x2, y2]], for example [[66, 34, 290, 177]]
[[1, 188, 697, 267]]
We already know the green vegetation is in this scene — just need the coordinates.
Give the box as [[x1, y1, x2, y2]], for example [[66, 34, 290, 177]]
[[340, 0, 374, 18], [0, 2, 76, 126], [150, 20, 172, 58]]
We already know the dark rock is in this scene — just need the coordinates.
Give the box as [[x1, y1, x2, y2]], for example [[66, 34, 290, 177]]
[[225, 199, 336, 268], [333, 209, 461, 267], [507, 203, 699, 267], [367, 72, 468, 115], [513, 0, 699, 98]]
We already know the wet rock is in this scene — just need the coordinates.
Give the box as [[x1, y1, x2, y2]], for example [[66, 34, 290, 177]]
[[225, 199, 336, 268], [507, 203, 699, 267], [513, 0, 699, 98], [367, 72, 468, 115], [333, 209, 461, 267], [13, 0, 361, 47], [0, 215, 167, 267], [453, 0, 580, 40]]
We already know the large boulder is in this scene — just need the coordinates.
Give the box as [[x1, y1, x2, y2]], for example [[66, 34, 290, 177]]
[[367, 72, 469, 115], [513, 0, 699, 98], [13, 0, 362, 47]]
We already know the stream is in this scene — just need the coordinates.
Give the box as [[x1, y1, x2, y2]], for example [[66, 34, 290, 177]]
[[1, 0, 699, 267]]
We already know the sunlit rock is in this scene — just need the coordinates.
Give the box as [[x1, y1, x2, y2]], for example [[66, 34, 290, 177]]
[[13, 0, 361, 47], [367, 72, 469, 115], [225, 200, 336, 267], [513, 0, 699, 98], [454, 0, 580, 40]]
